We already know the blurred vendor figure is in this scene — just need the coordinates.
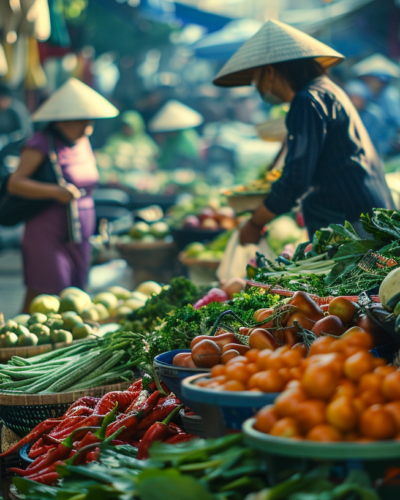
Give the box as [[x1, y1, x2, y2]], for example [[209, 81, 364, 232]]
[[148, 100, 203, 170], [0, 82, 32, 180], [101, 110, 159, 171], [352, 54, 400, 157], [344, 80, 386, 157], [212, 20, 394, 241]]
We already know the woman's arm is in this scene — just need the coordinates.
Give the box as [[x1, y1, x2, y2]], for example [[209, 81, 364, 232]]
[[8, 148, 81, 204]]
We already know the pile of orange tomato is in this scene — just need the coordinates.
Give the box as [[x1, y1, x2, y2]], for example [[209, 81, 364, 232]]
[[252, 329, 400, 442]]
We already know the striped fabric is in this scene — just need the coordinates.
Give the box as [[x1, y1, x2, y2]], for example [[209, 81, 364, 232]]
[[264, 76, 395, 234], [213, 20, 344, 87]]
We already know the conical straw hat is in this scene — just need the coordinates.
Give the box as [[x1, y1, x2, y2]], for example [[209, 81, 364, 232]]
[[214, 19, 344, 87], [31, 77, 119, 122], [149, 100, 203, 132], [256, 117, 286, 142], [352, 54, 400, 79]]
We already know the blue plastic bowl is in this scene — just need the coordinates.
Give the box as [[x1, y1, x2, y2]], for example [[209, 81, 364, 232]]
[[182, 373, 278, 438], [153, 350, 210, 407], [20, 443, 33, 464]]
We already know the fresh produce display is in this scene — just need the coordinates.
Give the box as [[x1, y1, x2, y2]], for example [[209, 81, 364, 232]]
[[118, 220, 171, 245], [222, 168, 281, 196], [0, 331, 139, 394], [175, 205, 238, 232], [182, 230, 234, 262], [3, 377, 193, 485], [189, 292, 392, 388], [249, 209, 400, 296], [13, 434, 271, 499]]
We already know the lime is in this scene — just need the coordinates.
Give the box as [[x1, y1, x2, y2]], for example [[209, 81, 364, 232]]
[[29, 295, 60, 315]]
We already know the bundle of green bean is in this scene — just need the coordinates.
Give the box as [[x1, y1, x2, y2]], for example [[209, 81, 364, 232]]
[[258, 253, 335, 277], [0, 333, 139, 394]]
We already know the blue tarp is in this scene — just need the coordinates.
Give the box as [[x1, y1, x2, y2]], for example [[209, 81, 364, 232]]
[[174, 2, 232, 32]]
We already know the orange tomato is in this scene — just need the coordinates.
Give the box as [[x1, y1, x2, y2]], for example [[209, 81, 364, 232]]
[[340, 327, 373, 351], [344, 432, 359, 442], [359, 405, 396, 440], [274, 387, 307, 418], [247, 363, 258, 375], [302, 364, 340, 399], [196, 375, 226, 387], [226, 355, 248, 365], [289, 366, 303, 380], [267, 351, 287, 370], [278, 367, 291, 383], [308, 336, 335, 356], [382, 371, 400, 400], [306, 424, 342, 442], [332, 379, 357, 400], [359, 389, 386, 407], [375, 365, 396, 377], [221, 350, 240, 365], [385, 401, 400, 432], [225, 362, 251, 384], [222, 380, 246, 391], [285, 379, 301, 390], [281, 349, 303, 368], [270, 417, 300, 438], [254, 405, 279, 433], [358, 373, 383, 393], [245, 348, 260, 363], [247, 370, 286, 393], [326, 396, 358, 432], [211, 364, 226, 377], [305, 353, 344, 377], [353, 397, 367, 416], [291, 343, 308, 358], [256, 349, 273, 370], [296, 400, 327, 433], [344, 351, 375, 381]]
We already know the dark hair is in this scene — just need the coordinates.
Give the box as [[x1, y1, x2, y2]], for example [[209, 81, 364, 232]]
[[272, 58, 326, 92]]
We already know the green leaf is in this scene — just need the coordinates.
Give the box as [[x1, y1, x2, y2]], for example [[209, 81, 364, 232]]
[[12, 477, 57, 499], [136, 469, 214, 500], [329, 223, 360, 241]]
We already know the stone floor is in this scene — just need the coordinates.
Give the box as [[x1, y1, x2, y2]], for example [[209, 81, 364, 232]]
[[0, 249, 133, 319]]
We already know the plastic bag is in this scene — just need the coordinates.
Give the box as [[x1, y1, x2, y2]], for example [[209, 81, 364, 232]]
[[217, 230, 274, 283]]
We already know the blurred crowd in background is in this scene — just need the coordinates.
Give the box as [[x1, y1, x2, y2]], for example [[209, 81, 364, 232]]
[[2, 0, 400, 248]]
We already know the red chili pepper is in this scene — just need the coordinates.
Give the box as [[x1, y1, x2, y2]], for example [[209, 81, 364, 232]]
[[42, 435, 61, 446], [147, 381, 170, 395], [75, 431, 99, 451], [49, 416, 87, 437], [136, 405, 182, 460], [27, 451, 54, 471], [62, 397, 99, 417], [28, 444, 56, 460], [110, 440, 125, 446], [28, 438, 44, 458], [51, 415, 104, 440], [85, 447, 100, 463], [28, 472, 59, 485], [126, 379, 142, 393], [169, 422, 185, 434], [0, 419, 60, 457], [106, 391, 160, 439], [124, 390, 150, 414], [136, 403, 178, 431], [164, 434, 197, 444], [62, 406, 93, 418], [94, 391, 135, 415]]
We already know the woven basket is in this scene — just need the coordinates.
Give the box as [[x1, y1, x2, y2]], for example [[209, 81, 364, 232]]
[[0, 381, 129, 437]]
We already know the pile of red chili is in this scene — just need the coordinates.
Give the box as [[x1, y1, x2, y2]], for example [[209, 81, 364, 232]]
[[0, 378, 196, 485]]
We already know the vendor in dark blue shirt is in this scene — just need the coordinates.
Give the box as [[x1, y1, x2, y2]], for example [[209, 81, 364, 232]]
[[214, 20, 395, 241]]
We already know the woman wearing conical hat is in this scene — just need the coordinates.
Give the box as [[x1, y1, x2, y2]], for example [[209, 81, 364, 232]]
[[7, 77, 119, 311], [149, 100, 203, 170], [213, 20, 395, 242]]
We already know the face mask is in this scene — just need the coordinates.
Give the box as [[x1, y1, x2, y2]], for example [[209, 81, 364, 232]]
[[259, 90, 283, 105]]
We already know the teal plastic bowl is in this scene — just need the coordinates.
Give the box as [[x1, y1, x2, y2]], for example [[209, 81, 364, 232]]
[[153, 350, 209, 408], [181, 373, 278, 437]]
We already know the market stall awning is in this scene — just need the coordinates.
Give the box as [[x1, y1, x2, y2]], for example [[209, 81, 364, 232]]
[[191, 19, 262, 60], [174, 2, 232, 32]]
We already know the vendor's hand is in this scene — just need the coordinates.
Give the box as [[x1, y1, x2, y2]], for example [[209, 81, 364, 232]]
[[239, 219, 263, 245], [54, 183, 81, 204]]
